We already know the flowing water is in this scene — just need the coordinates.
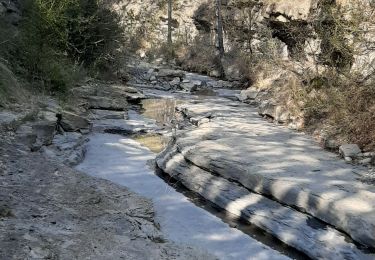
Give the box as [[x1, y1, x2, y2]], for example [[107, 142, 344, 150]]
[[77, 96, 308, 260]]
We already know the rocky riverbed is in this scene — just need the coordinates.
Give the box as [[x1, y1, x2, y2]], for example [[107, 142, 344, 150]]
[[1, 64, 375, 259]]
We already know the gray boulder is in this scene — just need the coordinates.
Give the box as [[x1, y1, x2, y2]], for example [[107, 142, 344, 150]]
[[87, 96, 127, 111], [258, 101, 276, 118], [89, 109, 127, 120], [339, 144, 362, 158], [59, 111, 90, 132], [238, 87, 259, 102]]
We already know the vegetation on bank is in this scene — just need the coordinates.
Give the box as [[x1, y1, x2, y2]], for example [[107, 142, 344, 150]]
[[0, 0, 123, 106]]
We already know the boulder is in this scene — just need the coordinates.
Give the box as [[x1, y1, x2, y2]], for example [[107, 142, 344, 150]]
[[258, 101, 276, 118], [169, 77, 181, 86], [89, 109, 127, 120], [238, 87, 259, 102], [222, 61, 241, 81], [339, 144, 362, 158], [180, 82, 195, 92], [39, 111, 58, 123], [32, 121, 56, 146], [87, 96, 127, 111], [324, 139, 340, 150], [59, 111, 90, 132], [156, 69, 184, 79], [42, 132, 88, 166], [274, 106, 290, 123]]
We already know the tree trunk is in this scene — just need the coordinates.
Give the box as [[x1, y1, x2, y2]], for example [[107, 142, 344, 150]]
[[215, 0, 224, 57], [168, 0, 173, 45], [215, 0, 225, 78]]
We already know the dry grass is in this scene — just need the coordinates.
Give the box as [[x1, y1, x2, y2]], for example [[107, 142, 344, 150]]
[[132, 134, 168, 153], [0, 62, 28, 108]]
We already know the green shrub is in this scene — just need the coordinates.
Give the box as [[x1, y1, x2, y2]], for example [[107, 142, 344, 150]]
[[0, 0, 124, 94]]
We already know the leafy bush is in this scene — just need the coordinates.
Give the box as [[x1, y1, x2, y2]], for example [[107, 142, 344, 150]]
[[0, 0, 124, 94]]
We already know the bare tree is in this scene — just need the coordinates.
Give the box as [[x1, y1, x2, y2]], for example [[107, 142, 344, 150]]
[[168, 0, 173, 45], [215, 0, 224, 57]]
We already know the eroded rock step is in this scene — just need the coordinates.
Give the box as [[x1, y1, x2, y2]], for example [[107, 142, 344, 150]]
[[154, 97, 375, 259], [181, 99, 375, 247], [157, 142, 373, 260]]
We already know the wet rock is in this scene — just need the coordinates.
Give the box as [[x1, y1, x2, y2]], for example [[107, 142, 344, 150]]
[[156, 69, 184, 79], [59, 111, 90, 132], [339, 144, 361, 158]]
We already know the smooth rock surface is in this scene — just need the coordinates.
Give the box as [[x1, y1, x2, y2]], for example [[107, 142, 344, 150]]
[[157, 144, 373, 260], [77, 133, 290, 260], [160, 98, 375, 249]]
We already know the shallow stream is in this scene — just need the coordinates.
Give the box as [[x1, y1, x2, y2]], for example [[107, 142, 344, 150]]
[[77, 95, 308, 260]]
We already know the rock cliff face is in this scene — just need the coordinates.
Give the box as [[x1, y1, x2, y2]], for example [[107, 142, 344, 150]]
[[115, 0, 373, 78]]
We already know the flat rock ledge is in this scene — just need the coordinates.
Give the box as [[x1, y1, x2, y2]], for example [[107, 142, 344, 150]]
[[156, 98, 375, 259], [0, 136, 214, 260]]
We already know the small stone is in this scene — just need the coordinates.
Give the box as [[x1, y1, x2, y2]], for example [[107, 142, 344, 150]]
[[344, 157, 353, 162]]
